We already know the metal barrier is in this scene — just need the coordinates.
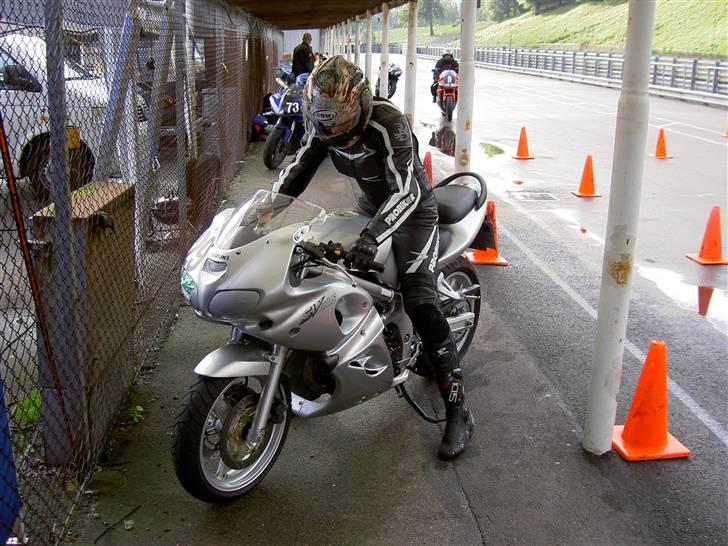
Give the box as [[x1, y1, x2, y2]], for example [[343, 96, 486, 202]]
[[0, 0, 281, 542], [416, 45, 728, 106]]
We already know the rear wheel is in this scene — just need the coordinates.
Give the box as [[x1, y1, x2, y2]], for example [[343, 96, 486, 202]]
[[172, 375, 290, 503], [263, 127, 287, 169], [440, 256, 480, 358], [445, 96, 454, 122]]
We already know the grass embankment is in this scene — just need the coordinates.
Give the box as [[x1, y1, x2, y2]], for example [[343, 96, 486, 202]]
[[387, 0, 727, 56]]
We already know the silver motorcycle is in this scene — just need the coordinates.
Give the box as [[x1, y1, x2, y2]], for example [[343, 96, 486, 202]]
[[172, 172, 488, 502]]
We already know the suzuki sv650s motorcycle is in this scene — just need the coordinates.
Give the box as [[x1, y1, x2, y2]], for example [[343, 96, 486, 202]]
[[263, 72, 308, 169], [173, 172, 487, 502]]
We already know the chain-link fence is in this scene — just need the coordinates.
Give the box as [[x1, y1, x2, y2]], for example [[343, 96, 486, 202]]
[[0, 0, 280, 542]]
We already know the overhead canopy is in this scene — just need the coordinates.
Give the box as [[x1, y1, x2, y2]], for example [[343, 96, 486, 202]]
[[230, 0, 409, 29]]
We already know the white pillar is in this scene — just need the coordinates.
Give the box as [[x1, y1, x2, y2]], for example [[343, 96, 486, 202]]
[[455, 0, 476, 171], [336, 23, 341, 55], [346, 19, 352, 61], [583, 0, 657, 456], [404, 1, 418, 125], [378, 3, 390, 98], [355, 16, 361, 66], [366, 10, 373, 83]]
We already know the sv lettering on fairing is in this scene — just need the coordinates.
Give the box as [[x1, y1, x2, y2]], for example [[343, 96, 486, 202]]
[[383, 194, 416, 226], [300, 296, 325, 325]]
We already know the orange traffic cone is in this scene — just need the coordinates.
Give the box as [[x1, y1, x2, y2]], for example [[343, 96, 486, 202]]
[[612, 340, 691, 461], [424, 151, 434, 187], [687, 206, 728, 265], [512, 127, 534, 160], [464, 201, 509, 266], [572, 155, 602, 198], [651, 128, 672, 159]]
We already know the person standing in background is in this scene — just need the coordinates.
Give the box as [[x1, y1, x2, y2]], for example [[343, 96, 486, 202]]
[[292, 32, 315, 76]]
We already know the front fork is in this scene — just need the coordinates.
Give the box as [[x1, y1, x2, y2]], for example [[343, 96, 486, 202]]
[[245, 344, 287, 448]]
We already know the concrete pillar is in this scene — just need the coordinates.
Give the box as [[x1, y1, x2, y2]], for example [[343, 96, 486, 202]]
[[378, 3, 389, 98], [366, 10, 373, 83], [346, 19, 352, 61], [455, 0, 476, 171], [355, 16, 361, 66], [583, 0, 657, 456], [404, 1, 418, 124]]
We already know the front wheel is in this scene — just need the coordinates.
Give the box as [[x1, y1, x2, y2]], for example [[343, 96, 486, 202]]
[[263, 126, 287, 169], [445, 96, 454, 122], [172, 375, 290, 503]]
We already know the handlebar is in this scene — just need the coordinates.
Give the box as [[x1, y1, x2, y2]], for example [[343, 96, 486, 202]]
[[434, 171, 488, 210], [299, 241, 385, 274]]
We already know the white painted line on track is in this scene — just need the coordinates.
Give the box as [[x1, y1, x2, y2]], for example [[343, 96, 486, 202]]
[[499, 223, 728, 449]]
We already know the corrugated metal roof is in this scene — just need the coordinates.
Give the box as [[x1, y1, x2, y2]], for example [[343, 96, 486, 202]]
[[230, 1, 409, 29]]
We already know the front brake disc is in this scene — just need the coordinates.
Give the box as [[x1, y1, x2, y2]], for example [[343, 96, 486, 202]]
[[219, 394, 261, 470]]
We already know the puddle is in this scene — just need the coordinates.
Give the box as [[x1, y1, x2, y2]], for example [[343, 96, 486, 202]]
[[507, 191, 558, 201], [428, 126, 456, 157], [419, 121, 437, 129], [479, 142, 505, 157], [638, 265, 728, 334]]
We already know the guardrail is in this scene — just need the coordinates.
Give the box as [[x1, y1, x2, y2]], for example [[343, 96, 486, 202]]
[[416, 45, 727, 107]]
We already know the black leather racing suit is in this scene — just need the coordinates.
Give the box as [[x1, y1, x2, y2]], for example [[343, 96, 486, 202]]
[[273, 99, 455, 379]]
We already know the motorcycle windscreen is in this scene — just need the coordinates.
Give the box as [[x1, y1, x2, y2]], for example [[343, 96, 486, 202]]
[[216, 190, 325, 250]]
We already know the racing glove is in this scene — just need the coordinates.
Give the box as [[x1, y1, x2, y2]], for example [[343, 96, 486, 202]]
[[346, 231, 378, 271]]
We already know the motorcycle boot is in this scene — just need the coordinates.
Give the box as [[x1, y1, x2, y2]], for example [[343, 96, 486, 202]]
[[430, 338, 475, 460]]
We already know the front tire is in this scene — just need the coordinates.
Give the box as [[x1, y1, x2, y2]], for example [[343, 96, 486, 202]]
[[172, 376, 290, 503], [445, 96, 454, 122], [263, 127, 287, 169]]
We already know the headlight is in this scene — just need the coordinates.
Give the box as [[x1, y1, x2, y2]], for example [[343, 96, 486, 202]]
[[181, 269, 196, 299]]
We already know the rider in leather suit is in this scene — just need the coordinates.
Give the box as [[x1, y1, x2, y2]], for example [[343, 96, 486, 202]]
[[273, 55, 474, 460], [431, 50, 459, 102]]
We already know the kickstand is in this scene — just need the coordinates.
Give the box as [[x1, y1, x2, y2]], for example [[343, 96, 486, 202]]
[[396, 384, 445, 424]]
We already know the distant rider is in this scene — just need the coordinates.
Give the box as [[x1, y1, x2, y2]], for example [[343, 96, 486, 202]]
[[273, 56, 474, 460], [431, 49, 459, 102]]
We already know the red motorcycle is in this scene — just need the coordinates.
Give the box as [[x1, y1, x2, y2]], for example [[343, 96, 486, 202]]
[[434, 69, 459, 122]]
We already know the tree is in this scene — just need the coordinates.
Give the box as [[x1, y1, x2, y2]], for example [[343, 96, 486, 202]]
[[486, 0, 525, 22], [418, 0, 445, 36], [517, 0, 576, 15]]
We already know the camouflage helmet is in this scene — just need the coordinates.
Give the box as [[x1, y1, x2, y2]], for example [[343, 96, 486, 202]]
[[303, 55, 372, 148]]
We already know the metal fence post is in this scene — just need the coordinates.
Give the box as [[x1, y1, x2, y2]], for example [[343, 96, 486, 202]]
[[651, 55, 658, 84], [607, 52, 613, 79], [583, 0, 657, 456], [572, 50, 576, 73], [711, 60, 720, 94], [42, 0, 86, 465], [175, 0, 188, 249], [690, 58, 698, 90]]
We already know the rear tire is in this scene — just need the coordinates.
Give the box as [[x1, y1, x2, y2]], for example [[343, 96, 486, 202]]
[[440, 256, 480, 359], [445, 96, 454, 122], [172, 376, 290, 503], [263, 127, 287, 169]]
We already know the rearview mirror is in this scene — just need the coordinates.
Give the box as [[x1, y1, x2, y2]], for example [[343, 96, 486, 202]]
[[4, 65, 41, 93]]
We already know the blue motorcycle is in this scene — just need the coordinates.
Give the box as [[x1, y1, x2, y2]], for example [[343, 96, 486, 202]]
[[263, 71, 308, 169]]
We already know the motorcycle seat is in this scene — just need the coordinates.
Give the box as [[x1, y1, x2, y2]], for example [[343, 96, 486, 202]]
[[434, 185, 478, 224]]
